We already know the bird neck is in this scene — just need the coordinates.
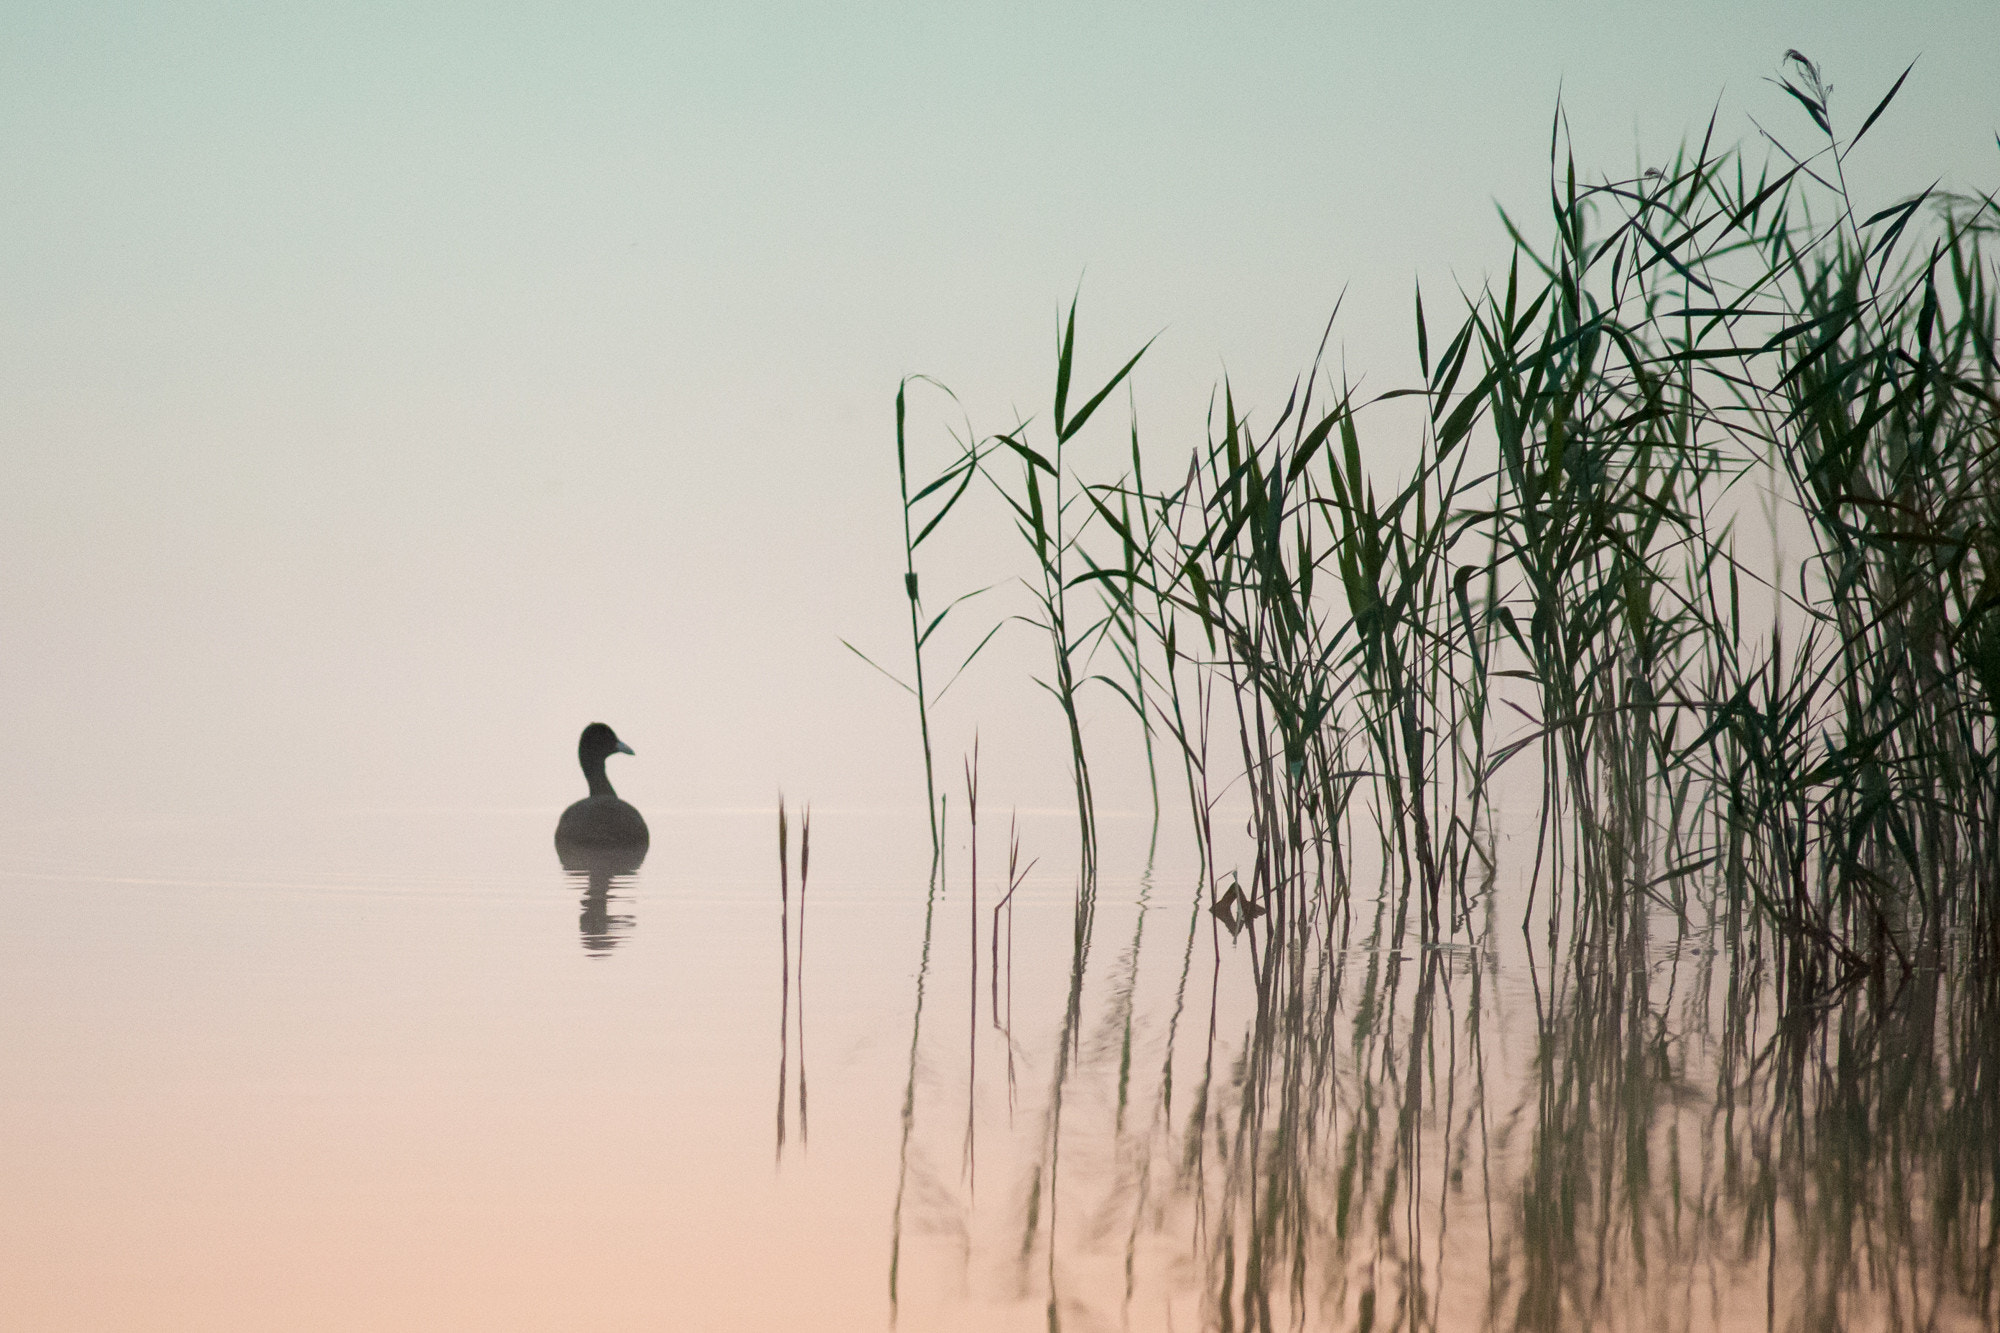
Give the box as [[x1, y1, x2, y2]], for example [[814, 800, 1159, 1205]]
[[582, 753, 618, 798]]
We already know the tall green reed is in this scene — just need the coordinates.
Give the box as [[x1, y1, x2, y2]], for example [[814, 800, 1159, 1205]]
[[845, 379, 1000, 868]]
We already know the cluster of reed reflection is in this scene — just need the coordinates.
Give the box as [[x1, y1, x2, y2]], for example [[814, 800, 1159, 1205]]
[[898, 869, 1997, 1330], [859, 56, 2000, 1329]]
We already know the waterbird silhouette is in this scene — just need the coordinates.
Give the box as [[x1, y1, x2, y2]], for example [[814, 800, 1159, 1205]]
[[555, 723, 650, 856]]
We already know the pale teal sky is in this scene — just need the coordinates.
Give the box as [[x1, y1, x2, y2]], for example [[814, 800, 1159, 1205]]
[[3, 4, 1996, 833]]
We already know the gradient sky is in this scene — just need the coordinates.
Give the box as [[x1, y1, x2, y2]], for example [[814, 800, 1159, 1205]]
[[3, 3, 1996, 837]]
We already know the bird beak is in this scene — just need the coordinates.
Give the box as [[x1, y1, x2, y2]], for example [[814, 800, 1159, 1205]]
[[615, 741, 635, 756]]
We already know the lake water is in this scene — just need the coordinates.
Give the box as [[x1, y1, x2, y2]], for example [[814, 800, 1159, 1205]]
[[3, 805, 1993, 1330]]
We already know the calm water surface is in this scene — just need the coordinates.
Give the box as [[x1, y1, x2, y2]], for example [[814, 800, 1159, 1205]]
[[2, 808, 1992, 1330]]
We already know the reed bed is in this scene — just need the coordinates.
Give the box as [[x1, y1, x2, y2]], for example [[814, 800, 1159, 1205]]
[[877, 54, 1999, 991], [871, 61, 1999, 1327]]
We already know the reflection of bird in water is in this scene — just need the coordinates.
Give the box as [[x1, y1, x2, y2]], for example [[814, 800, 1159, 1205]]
[[556, 723, 650, 852], [556, 724, 647, 955], [561, 845, 641, 955]]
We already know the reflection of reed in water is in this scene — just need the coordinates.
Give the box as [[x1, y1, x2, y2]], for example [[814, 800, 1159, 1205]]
[[881, 843, 1998, 1329], [557, 843, 643, 956], [776, 799, 811, 1158], [1237, 902, 1992, 1329], [1115, 790, 2000, 1331]]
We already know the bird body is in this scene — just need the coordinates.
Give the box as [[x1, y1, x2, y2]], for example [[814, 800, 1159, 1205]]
[[556, 723, 650, 855], [556, 795, 650, 847]]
